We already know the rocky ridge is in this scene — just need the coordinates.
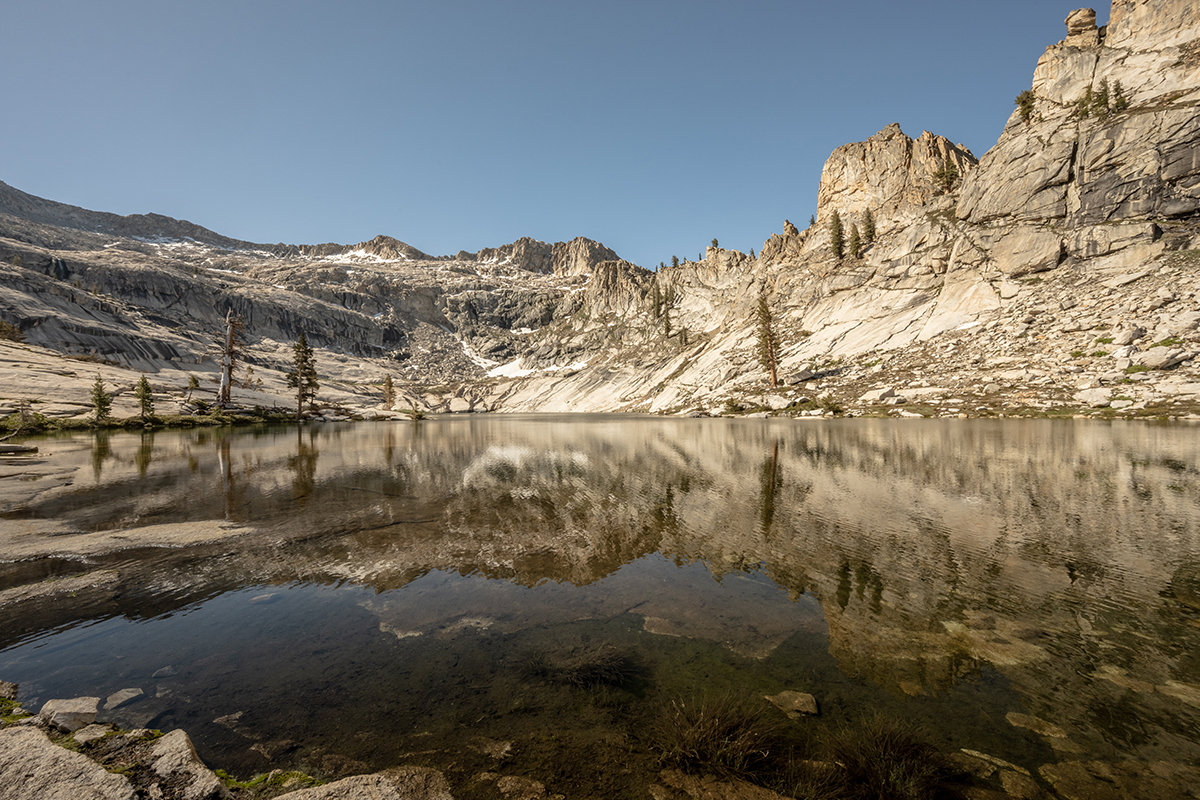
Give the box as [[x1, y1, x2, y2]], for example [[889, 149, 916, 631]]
[[1, 1, 1199, 422]]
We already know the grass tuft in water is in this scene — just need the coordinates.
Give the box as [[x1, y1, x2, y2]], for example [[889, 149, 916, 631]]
[[817, 715, 954, 800], [649, 694, 782, 780], [520, 645, 643, 689]]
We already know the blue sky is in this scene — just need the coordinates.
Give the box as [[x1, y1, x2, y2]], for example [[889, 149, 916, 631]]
[[4, 1, 1107, 268]]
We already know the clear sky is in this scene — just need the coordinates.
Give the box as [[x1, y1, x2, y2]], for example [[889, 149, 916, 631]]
[[4, 1, 1108, 269]]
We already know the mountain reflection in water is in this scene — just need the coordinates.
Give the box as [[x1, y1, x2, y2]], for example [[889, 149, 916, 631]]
[[1, 416, 1198, 790]]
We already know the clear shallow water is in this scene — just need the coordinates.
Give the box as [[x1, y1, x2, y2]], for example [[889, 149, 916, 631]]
[[2, 417, 1199, 795]]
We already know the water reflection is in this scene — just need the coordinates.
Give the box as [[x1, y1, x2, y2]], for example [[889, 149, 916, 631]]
[[2, 417, 1200, 781]]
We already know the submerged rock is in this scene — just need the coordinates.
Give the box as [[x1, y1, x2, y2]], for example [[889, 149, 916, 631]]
[[764, 690, 818, 718]]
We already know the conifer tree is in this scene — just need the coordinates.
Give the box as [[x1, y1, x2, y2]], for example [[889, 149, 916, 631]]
[[671, 255, 679, 269], [1093, 78, 1110, 118], [382, 374, 396, 409], [1015, 89, 1035, 123], [1113, 80, 1129, 111], [755, 294, 781, 388], [286, 332, 320, 421], [849, 224, 862, 258], [932, 160, 959, 193], [135, 375, 154, 421], [711, 238, 719, 249], [809, 215, 816, 227], [91, 374, 112, 423], [829, 210, 845, 259], [862, 209, 876, 244]]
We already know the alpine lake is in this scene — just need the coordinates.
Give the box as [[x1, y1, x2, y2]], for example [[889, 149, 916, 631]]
[[2, 416, 1199, 798]]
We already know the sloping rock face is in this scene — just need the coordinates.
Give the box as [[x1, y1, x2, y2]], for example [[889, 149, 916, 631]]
[[959, 0, 1200, 227]]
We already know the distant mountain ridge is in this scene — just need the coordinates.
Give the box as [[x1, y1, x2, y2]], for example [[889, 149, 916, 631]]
[[2, 0, 1200, 422]]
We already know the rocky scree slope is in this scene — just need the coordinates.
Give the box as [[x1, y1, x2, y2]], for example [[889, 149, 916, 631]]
[[2, 0, 1200, 420]]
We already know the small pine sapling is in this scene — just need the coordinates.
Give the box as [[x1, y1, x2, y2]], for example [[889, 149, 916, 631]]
[[91, 374, 112, 423], [135, 375, 155, 421]]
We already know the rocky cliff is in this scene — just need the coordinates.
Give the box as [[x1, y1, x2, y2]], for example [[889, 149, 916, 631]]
[[1, 1, 1199, 421]]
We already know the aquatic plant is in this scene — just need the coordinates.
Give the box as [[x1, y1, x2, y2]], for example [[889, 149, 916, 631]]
[[649, 695, 782, 779], [520, 645, 642, 689], [821, 715, 952, 800]]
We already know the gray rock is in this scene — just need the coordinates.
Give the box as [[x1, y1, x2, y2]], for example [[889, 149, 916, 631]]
[[1135, 347, 1190, 370], [1074, 387, 1113, 407], [783, 368, 815, 385], [859, 387, 896, 403], [0, 680, 16, 700], [274, 767, 454, 799], [104, 688, 144, 710], [152, 666, 178, 678], [73, 723, 115, 744], [148, 729, 229, 800], [764, 690, 819, 719], [1065, 7, 1097, 36], [1111, 399, 1135, 409], [766, 395, 792, 411], [39, 696, 100, 732], [0, 726, 137, 800]]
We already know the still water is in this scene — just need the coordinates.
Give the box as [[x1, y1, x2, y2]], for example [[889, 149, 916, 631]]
[[1, 417, 1199, 794]]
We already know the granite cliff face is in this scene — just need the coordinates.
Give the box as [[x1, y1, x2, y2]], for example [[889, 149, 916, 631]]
[[1, 1, 1199, 421]]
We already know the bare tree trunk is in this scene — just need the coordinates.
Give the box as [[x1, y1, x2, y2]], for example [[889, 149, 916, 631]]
[[218, 310, 234, 406]]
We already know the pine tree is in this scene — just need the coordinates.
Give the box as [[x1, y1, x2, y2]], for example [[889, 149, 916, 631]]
[[849, 224, 862, 258], [91, 374, 112, 423], [382, 374, 396, 409], [135, 375, 154, 421], [755, 294, 781, 389], [671, 255, 679, 269], [286, 332, 320, 421], [1093, 78, 1110, 118], [862, 209, 876, 244], [185, 374, 199, 401], [1113, 80, 1129, 111], [809, 215, 816, 227], [932, 160, 959, 193], [829, 210, 845, 259], [750, 247, 756, 259], [1015, 89, 1035, 123], [651, 283, 663, 317], [711, 238, 719, 249]]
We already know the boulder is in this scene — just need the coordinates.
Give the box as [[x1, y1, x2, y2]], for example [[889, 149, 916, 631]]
[[0, 726, 137, 800], [1074, 387, 1113, 407], [39, 696, 100, 732], [148, 729, 229, 800], [860, 387, 896, 403], [275, 767, 453, 799], [1134, 347, 1191, 370]]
